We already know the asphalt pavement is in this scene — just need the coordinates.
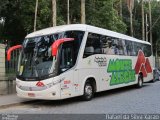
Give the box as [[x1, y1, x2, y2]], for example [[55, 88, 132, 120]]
[[0, 94, 31, 108], [0, 81, 160, 114]]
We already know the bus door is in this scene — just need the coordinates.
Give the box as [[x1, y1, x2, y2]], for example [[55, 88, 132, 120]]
[[59, 42, 79, 97], [73, 68, 80, 95]]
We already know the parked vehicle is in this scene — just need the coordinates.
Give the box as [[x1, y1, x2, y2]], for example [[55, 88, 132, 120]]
[[153, 68, 160, 81]]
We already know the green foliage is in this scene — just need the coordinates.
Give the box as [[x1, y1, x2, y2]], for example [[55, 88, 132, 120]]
[[0, 0, 160, 53], [0, 0, 127, 45], [150, 1, 160, 55], [86, 0, 126, 33], [0, 0, 26, 45]]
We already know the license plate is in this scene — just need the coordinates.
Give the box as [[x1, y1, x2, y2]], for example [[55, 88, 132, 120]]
[[28, 93, 35, 97]]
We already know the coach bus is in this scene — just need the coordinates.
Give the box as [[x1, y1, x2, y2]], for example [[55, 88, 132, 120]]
[[7, 24, 153, 100]]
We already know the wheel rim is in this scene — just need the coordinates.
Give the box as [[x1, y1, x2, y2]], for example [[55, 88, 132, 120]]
[[85, 85, 93, 98]]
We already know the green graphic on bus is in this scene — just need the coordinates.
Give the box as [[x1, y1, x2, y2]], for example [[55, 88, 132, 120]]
[[107, 59, 136, 86]]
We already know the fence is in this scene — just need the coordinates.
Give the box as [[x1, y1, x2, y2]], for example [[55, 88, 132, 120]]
[[0, 44, 5, 79], [5, 48, 20, 78], [0, 44, 18, 95]]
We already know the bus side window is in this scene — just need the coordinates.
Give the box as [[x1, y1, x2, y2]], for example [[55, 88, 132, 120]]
[[105, 37, 116, 55], [109, 38, 119, 55], [122, 39, 128, 55], [83, 34, 94, 58], [125, 40, 131, 56], [59, 42, 74, 73], [125, 41, 135, 56], [83, 33, 101, 58], [92, 34, 101, 54], [100, 36, 109, 54], [143, 44, 151, 57], [117, 39, 125, 55], [134, 42, 142, 56]]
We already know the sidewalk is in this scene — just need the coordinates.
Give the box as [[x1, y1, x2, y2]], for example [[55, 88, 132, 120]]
[[0, 79, 33, 108], [0, 94, 31, 108]]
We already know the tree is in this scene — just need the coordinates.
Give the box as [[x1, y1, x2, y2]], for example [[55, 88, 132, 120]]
[[1, 0, 160, 50], [141, 0, 145, 40], [150, 1, 160, 55], [34, 0, 38, 31], [86, 0, 127, 33], [126, 0, 134, 36], [81, 0, 85, 24], [67, 0, 70, 24], [148, 0, 152, 50], [52, 0, 56, 26], [0, 0, 26, 45]]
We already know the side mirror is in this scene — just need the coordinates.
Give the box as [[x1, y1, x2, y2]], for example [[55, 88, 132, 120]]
[[7, 45, 22, 61], [51, 38, 74, 56]]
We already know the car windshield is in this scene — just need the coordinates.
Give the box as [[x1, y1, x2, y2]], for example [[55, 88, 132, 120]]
[[17, 32, 64, 80], [17, 31, 84, 80]]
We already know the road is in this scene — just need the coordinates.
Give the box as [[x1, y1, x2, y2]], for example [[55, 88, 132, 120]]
[[0, 81, 160, 114]]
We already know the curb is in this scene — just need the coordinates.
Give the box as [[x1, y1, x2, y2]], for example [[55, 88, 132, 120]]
[[0, 101, 32, 109], [0, 100, 39, 109]]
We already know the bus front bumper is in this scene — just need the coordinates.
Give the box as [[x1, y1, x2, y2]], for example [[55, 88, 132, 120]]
[[16, 86, 61, 100]]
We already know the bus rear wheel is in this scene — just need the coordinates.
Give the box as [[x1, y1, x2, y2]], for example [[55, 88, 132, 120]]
[[137, 75, 143, 88], [82, 82, 94, 101]]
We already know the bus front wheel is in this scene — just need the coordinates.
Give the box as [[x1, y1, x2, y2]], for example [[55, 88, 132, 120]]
[[82, 82, 94, 101]]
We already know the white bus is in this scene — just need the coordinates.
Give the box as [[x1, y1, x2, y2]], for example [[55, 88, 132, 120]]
[[7, 24, 153, 100]]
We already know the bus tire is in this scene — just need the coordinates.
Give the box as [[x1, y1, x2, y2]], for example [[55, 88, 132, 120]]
[[82, 82, 94, 101], [137, 75, 143, 88], [151, 78, 155, 83]]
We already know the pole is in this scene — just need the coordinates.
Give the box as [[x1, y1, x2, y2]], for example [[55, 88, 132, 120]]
[[34, 0, 38, 32], [67, 0, 70, 24], [52, 0, 56, 27]]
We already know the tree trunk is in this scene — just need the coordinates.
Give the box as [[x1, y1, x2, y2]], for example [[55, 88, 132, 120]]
[[149, 0, 153, 50], [67, 0, 70, 24], [145, 14, 148, 42], [81, 0, 85, 24], [52, 0, 56, 27], [120, 0, 122, 19], [141, 0, 145, 40], [34, 0, 38, 32], [126, 0, 134, 37], [130, 8, 133, 37]]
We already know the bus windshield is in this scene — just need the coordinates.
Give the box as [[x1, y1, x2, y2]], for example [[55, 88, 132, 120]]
[[17, 31, 84, 80]]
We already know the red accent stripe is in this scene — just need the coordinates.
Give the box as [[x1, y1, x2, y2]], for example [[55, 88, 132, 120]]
[[7, 45, 22, 61], [51, 38, 74, 56]]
